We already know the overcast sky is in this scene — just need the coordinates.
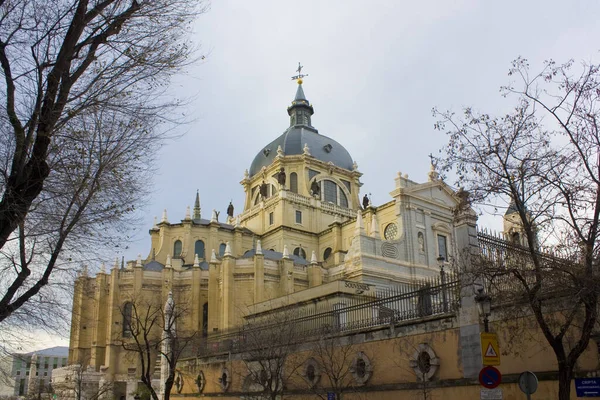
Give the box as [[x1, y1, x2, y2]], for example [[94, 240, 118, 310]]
[[116, 0, 600, 263]]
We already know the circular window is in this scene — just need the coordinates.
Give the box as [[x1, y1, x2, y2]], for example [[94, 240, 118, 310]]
[[409, 344, 440, 381], [384, 223, 398, 240], [175, 372, 183, 393], [307, 365, 316, 381], [219, 368, 230, 391], [350, 352, 372, 385], [417, 352, 431, 374], [303, 358, 321, 388], [323, 247, 332, 261], [195, 371, 206, 393], [293, 247, 307, 259]]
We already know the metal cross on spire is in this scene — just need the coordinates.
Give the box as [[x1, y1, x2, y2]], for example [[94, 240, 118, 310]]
[[291, 62, 308, 83]]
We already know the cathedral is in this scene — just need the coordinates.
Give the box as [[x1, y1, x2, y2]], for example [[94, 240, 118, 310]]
[[65, 79, 595, 400]]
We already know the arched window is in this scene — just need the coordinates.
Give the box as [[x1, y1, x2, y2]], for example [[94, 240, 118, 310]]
[[290, 172, 298, 193], [340, 190, 348, 208], [173, 240, 182, 258], [202, 303, 208, 337], [293, 247, 307, 259], [219, 243, 227, 257], [323, 180, 337, 204], [195, 240, 205, 259], [122, 302, 133, 337], [323, 247, 332, 261]]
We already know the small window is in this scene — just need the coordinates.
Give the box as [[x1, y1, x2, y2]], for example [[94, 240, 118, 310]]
[[295, 210, 302, 224], [323, 247, 332, 261], [269, 212, 274, 225], [290, 172, 298, 193], [437, 235, 448, 261], [173, 240, 183, 258], [44, 372, 47, 376], [293, 247, 307, 259], [194, 240, 205, 259], [16, 370, 20, 376], [219, 243, 226, 257]]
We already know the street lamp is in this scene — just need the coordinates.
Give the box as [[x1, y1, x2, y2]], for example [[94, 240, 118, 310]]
[[474, 288, 492, 332]]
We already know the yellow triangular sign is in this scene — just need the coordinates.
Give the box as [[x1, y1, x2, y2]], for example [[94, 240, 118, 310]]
[[485, 343, 498, 358]]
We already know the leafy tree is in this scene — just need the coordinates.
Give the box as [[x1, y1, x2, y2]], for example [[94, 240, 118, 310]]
[[434, 57, 600, 400]]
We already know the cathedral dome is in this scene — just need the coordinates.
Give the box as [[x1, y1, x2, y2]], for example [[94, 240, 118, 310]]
[[249, 83, 354, 177]]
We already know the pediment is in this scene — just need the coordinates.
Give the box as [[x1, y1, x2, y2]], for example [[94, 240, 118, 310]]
[[403, 181, 459, 208]]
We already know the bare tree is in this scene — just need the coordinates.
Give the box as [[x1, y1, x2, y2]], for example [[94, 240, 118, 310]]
[[301, 333, 371, 400], [119, 293, 198, 400], [51, 355, 113, 400], [237, 309, 304, 400], [0, 0, 208, 327], [434, 57, 600, 400]]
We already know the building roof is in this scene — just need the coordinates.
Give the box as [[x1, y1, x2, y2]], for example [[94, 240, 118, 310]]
[[26, 346, 68, 357], [249, 84, 354, 177]]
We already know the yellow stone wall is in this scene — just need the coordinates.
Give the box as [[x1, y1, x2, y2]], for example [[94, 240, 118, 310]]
[[172, 314, 599, 400]]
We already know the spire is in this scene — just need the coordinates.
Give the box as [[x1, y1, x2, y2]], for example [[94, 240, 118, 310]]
[[165, 254, 172, 268], [210, 249, 217, 263], [193, 254, 200, 267], [355, 211, 365, 235], [161, 209, 168, 224], [310, 250, 318, 264], [185, 205, 191, 220], [282, 245, 290, 259], [288, 64, 314, 128], [370, 215, 380, 238], [224, 241, 232, 257], [256, 240, 263, 255], [136, 254, 143, 268], [193, 190, 201, 219]]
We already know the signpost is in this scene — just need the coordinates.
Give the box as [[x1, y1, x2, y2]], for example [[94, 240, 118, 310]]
[[479, 366, 502, 389], [575, 378, 600, 397], [518, 371, 538, 400], [480, 388, 503, 400], [481, 332, 501, 366]]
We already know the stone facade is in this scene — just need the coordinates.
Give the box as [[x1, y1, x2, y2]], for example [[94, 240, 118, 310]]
[[67, 82, 506, 399]]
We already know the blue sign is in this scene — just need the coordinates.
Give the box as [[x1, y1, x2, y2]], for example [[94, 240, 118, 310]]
[[479, 366, 502, 389], [327, 393, 335, 400], [576, 378, 600, 397]]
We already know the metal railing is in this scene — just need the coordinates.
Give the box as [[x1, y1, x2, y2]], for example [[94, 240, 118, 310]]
[[198, 276, 459, 357]]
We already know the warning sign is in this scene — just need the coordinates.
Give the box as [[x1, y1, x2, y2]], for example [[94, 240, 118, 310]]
[[481, 332, 501, 366]]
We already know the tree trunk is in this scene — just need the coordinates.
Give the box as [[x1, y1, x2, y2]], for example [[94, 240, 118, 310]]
[[558, 363, 573, 400]]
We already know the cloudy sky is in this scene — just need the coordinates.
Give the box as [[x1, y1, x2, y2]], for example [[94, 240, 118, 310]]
[[118, 0, 600, 263]]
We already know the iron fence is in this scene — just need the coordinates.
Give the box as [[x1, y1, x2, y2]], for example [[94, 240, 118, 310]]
[[198, 276, 459, 357]]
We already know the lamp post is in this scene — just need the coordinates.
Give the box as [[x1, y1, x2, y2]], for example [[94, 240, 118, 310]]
[[437, 256, 448, 312], [474, 288, 492, 332]]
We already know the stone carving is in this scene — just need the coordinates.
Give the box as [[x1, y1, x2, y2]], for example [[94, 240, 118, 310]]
[[310, 180, 320, 197], [259, 181, 268, 198], [277, 167, 286, 188]]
